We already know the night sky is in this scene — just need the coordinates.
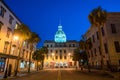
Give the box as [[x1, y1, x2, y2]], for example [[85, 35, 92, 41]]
[[4, 0, 120, 47]]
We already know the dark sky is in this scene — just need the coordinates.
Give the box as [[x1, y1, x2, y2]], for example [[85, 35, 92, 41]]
[[4, 0, 120, 47]]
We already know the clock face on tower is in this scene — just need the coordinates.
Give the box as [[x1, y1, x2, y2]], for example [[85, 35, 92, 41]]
[[54, 25, 67, 43]]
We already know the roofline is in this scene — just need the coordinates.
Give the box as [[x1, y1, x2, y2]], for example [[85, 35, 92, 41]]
[[1, 0, 22, 23]]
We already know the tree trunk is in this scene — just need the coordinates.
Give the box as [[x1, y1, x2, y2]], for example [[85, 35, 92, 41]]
[[37, 61, 38, 71], [14, 41, 23, 76], [98, 26, 104, 71], [28, 51, 32, 73], [41, 60, 44, 69], [88, 62, 91, 72], [86, 51, 91, 72]]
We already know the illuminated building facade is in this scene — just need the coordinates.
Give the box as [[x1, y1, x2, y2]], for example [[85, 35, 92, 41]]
[[44, 24, 79, 68], [84, 12, 120, 70], [0, 1, 36, 74]]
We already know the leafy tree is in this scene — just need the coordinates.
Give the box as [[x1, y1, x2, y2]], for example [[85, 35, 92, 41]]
[[33, 47, 48, 69], [88, 6, 107, 70], [14, 24, 31, 76], [39, 47, 48, 69], [32, 50, 42, 71], [79, 38, 92, 72], [27, 32, 40, 73], [73, 48, 80, 61]]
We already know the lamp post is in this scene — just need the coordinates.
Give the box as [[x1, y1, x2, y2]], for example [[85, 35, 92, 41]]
[[3, 36, 19, 78], [68, 53, 71, 67]]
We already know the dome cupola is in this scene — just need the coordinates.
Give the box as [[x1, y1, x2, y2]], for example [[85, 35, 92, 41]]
[[54, 24, 67, 43]]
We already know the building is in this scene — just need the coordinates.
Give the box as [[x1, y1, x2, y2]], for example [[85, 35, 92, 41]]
[[0, 1, 36, 74], [84, 12, 120, 70], [44, 24, 79, 68]]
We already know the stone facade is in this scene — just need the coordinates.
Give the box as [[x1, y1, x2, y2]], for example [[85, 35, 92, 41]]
[[44, 40, 79, 68], [0, 1, 36, 74], [84, 12, 120, 70]]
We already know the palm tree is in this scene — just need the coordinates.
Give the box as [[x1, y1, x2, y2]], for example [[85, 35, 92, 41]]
[[27, 32, 40, 73], [14, 24, 31, 76], [88, 6, 107, 70]]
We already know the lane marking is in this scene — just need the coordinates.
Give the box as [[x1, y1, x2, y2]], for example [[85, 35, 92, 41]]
[[58, 68, 61, 80]]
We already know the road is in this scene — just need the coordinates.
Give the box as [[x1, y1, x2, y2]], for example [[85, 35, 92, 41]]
[[10, 69, 116, 80]]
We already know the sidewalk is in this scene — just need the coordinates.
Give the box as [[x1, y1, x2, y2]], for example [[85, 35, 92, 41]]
[[77, 68, 120, 80], [0, 70, 38, 80]]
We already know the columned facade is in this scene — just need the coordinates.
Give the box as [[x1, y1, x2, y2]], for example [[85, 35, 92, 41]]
[[44, 24, 79, 68]]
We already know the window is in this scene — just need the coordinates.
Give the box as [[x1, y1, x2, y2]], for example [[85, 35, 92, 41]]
[[114, 41, 120, 52], [0, 21, 3, 32], [27, 43, 29, 49], [64, 56, 66, 59], [0, 6, 6, 17], [23, 41, 26, 47], [3, 41, 9, 54], [56, 50, 58, 53], [111, 24, 117, 33], [15, 22, 19, 29], [96, 31, 99, 40], [10, 46, 15, 55], [98, 46, 101, 55], [101, 27, 105, 36], [26, 51, 28, 58], [73, 44, 75, 47], [60, 56, 62, 59], [64, 50, 66, 53], [46, 45, 49, 47], [92, 35, 95, 42], [6, 27, 11, 38], [91, 50, 93, 57], [55, 56, 58, 59], [94, 48, 97, 56], [60, 54, 62, 59], [69, 44, 71, 47], [50, 45, 52, 47], [104, 43, 108, 53], [59, 50, 62, 53], [9, 15, 14, 24]]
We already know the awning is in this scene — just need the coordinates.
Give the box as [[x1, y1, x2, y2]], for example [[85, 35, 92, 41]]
[[0, 53, 22, 59]]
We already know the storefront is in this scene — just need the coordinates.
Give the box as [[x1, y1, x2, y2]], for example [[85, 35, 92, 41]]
[[0, 57, 6, 72]]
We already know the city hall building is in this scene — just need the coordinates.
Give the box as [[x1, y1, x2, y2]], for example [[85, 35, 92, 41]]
[[44, 24, 79, 68]]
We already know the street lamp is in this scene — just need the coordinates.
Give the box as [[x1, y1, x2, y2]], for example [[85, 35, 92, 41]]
[[68, 53, 71, 59], [3, 36, 19, 78], [52, 53, 54, 60], [51, 53, 55, 68]]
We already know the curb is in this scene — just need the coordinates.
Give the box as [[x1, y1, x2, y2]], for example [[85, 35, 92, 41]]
[[0, 71, 39, 80]]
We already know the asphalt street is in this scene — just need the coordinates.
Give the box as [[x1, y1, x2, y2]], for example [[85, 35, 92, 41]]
[[10, 69, 116, 80]]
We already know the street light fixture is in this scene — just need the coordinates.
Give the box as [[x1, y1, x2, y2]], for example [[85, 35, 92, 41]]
[[52, 53, 54, 56], [13, 36, 19, 41], [3, 35, 19, 78]]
